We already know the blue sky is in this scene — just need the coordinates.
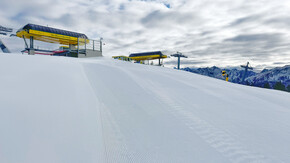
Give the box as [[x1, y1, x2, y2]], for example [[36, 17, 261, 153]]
[[1, 0, 290, 69]]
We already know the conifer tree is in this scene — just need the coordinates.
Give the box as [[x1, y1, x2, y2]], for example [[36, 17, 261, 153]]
[[263, 82, 271, 89], [287, 85, 290, 92], [273, 82, 285, 91]]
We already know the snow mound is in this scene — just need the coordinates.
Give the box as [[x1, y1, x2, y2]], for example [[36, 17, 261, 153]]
[[0, 54, 290, 163]]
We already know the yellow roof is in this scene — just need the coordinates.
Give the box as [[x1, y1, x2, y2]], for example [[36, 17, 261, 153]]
[[16, 24, 88, 45]]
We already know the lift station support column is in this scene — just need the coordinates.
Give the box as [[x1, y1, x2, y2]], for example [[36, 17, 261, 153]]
[[29, 36, 35, 55], [171, 52, 187, 69], [177, 56, 181, 69]]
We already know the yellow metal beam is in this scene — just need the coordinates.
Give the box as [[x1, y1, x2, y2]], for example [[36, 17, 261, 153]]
[[16, 29, 89, 45], [129, 55, 167, 61]]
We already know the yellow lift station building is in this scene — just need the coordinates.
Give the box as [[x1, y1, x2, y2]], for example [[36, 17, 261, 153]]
[[16, 23, 102, 57], [129, 51, 167, 65]]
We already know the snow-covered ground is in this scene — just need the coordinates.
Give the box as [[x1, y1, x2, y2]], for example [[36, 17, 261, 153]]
[[0, 54, 290, 163]]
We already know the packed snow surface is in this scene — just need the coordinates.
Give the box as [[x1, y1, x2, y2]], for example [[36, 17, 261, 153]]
[[0, 54, 290, 163]]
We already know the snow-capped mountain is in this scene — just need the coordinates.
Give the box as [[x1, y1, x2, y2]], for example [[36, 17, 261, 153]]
[[182, 65, 290, 90], [246, 65, 290, 88], [182, 66, 257, 83]]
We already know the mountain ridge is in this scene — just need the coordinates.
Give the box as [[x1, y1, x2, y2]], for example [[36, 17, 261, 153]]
[[182, 65, 290, 91]]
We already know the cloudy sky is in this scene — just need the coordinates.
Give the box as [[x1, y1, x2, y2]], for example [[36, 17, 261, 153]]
[[1, 0, 290, 70]]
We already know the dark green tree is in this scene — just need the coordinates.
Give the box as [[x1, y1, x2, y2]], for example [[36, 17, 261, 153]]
[[287, 85, 290, 92], [263, 82, 271, 89], [273, 82, 286, 91], [245, 81, 250, 85]]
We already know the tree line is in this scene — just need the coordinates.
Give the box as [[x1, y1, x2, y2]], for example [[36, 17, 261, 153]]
[[263, 82, 290, 92]]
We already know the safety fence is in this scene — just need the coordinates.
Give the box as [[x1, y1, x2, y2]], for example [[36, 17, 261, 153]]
[[77, 38, 102, 54]]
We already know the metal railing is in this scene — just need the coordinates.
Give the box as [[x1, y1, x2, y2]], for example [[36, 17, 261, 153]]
[[77, 38, 102, 54]]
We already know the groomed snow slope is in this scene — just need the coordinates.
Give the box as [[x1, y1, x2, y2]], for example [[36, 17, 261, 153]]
[[0, 54, 290, 163]]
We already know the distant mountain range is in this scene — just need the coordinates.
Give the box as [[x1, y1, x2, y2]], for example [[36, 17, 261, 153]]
[[182, 65, 290, 92]]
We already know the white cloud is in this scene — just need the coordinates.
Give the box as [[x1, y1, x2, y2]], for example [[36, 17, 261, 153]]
[[1, 0, 290, 69]]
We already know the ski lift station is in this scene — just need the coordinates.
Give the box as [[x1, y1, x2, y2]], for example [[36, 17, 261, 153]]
[[112, 56, 132, 61], [113, 51, 168, 65], [16, 24, 102, 57], [130, 51, 167, 65]]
